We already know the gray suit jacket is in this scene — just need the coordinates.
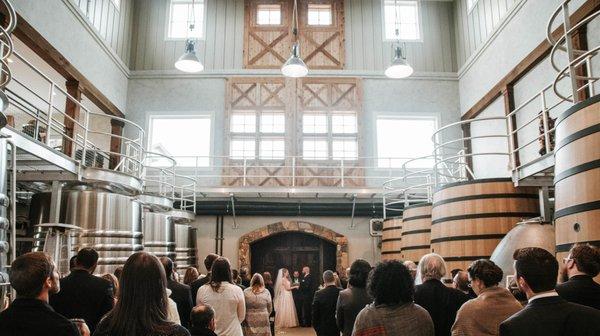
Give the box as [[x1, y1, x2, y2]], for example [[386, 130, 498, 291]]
[[336, 287, 372, 336]]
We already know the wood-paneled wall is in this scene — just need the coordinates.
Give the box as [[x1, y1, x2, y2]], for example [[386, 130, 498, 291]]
[[129, 0, 456, 73], [453, 0, 520, 68], [72, 0, 134, 65], [345, 0, 456, 73], [130, 0, 245, 71]]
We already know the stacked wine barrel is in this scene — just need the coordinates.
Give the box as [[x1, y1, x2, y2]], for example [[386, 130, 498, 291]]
[[554, 96, 600, 266], [381, 217, 403, 261], [401, 203, 432, 263], [431, 178, 539, 272]]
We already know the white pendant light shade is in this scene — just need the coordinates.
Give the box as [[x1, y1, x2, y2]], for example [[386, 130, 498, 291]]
[[385, 45, 413, 79], [281, 43, 308, 78], [175, 40, 204, 73]]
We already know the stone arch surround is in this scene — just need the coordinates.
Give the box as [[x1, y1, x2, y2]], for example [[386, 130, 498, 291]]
[[238, 221, 349, 274]]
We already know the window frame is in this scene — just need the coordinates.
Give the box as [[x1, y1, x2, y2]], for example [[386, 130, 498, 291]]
[[256, 3, 283, 26], [229, 109, 287, 162], [374, 114, 438, 169], [307, 3, 334, 26], [381, 0, 423, 42], [147, 114, 213, 167], [302, 110, 359, 161], [165, 0, 206, 41]]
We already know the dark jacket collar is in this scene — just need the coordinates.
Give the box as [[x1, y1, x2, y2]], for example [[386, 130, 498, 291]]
[[12, 297, 54, 310], [189, 326, 217, 336], [568, 274, 594, 282], [526, 295, 566, 307]]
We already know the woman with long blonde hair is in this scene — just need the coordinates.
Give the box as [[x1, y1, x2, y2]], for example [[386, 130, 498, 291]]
[[243, 273, 273, 336]]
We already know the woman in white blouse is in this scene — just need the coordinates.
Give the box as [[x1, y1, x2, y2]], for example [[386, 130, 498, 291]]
[[197, 257, 246, 336]]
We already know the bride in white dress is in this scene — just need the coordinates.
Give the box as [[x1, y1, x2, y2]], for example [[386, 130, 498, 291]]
[[274, 268, 299, 328]]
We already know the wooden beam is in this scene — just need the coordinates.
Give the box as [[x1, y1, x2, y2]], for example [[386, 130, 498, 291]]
[[572, 25, 590, 102], [3, 9, 125, 118], [109, 119, 125, 169], [63, 80, 81, 156], [462, 0, 600, 121], [503, 84, 520, 168]]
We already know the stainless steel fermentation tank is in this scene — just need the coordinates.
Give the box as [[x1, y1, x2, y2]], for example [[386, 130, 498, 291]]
[[29, 188, 143, 274], [175, 224, 197, 275], [142, 211, 176, 261], [0, 139, 10, 310]]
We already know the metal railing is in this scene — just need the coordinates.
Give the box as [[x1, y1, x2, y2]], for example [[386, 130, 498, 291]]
[[142, 151, 176, 200], [174, 174, 196, 212], [382, 155, 434, 219], [4, 49, 146, 179], [547, 0, 599, 103], [432, 117, 508, 187], [166, 155, 420, 189]]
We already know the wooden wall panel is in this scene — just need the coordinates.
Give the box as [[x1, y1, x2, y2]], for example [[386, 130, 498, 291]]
[[244, 0, 345, 69], [223, 77, 364, 187], [72, 0, 134, 66]]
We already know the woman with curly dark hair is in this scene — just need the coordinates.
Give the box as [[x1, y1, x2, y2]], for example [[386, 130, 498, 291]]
[[352, 260, 433, 336], [451, 259, 522, 336]]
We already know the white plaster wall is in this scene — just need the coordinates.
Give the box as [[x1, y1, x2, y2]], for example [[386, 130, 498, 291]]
[[189, 215, 379, 273], [13, 0, 129, 112], [470, 97, 511, 178], [458, 0, 587, 115]]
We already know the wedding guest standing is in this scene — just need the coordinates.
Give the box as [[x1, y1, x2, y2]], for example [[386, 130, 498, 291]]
[[243, 274, 273, 336], [556, 244, 600, 310], [312, 270, 341, 336], [197, 257, 246, 336], [336, 259, 372, 336]]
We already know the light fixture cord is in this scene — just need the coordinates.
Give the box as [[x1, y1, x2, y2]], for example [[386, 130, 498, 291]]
[[189, 0, 196, 34], [393, 0, 405, 59], [292, 0, 298, 39]]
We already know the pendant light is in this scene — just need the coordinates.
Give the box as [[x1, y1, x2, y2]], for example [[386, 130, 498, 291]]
[[175, 0, 204, 73], [385, 0, 413, 79], [281, 0, 308, 77]]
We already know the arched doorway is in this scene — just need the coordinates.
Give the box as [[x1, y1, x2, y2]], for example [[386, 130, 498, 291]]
[[250, 231, 337, 281], [238, 221, 349, 275]]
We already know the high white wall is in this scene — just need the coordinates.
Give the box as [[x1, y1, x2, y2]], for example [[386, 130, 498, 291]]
[[12, 0, 131, 112], [190, 215, 379, 272]]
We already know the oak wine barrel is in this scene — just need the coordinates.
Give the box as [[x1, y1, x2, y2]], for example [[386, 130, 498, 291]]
[[381, 217, 402, 261], [554, 96, 600, 272], [431, 178, 539, 272], [401, 203, 432, 264]]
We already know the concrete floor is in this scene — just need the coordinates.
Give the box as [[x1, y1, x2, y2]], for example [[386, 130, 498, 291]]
[[276, 327, 316, 336]]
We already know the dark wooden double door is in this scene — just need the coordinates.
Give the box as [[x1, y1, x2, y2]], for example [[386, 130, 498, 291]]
[[250, 231, 337, 283]]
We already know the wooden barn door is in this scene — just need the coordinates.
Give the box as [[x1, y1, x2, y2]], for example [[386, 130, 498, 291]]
[[244, 0, 345, 70]]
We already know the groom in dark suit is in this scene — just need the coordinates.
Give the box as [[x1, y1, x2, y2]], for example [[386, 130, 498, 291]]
[[299, 266, 315, 327]]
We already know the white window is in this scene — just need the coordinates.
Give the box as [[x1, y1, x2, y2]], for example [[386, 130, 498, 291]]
[[376, 117, 436, 168], [260, 138, 285, 160], [303, 114, 328, 133], [307, 4, 332, 26], [168, 0, 204, 39], [148, 116, 211, 167], [260, 112, 285, 133], [257, 4, 282, 25], [332, 138, 358, 160], [467, 0, 479, 13], [383, 0, 420, 40], [230, 139, 256, 159], [303, 139, 329, 160], [331, 114, 357, 134], [231, 113, 257, 133]]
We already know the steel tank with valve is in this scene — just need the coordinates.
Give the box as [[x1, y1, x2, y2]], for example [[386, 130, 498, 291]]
[[0, 139, 11, 311], [142, 210, 176, 261], [174, 224, 198, 275], [28, 186, 143, 274]]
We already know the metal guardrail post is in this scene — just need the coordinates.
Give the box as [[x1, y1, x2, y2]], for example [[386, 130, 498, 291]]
[[561, 2, 579, 103], [45, 83, 54, 145], [586, 57, 596, 96], [340, 159, 345, 187], [540, 91, 552, 156], [292, 157, 296, 187], [242, 159, 247, 186]]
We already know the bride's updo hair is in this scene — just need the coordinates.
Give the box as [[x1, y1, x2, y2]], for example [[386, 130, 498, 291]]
[[209, 257, 233, 292]]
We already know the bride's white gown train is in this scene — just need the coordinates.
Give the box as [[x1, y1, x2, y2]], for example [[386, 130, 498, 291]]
[[274, 271, 299, 328]]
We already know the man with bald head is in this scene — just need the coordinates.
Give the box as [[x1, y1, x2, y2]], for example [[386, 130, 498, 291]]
[[453, 271, 476, 298], [190, 305, 217, 336]]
